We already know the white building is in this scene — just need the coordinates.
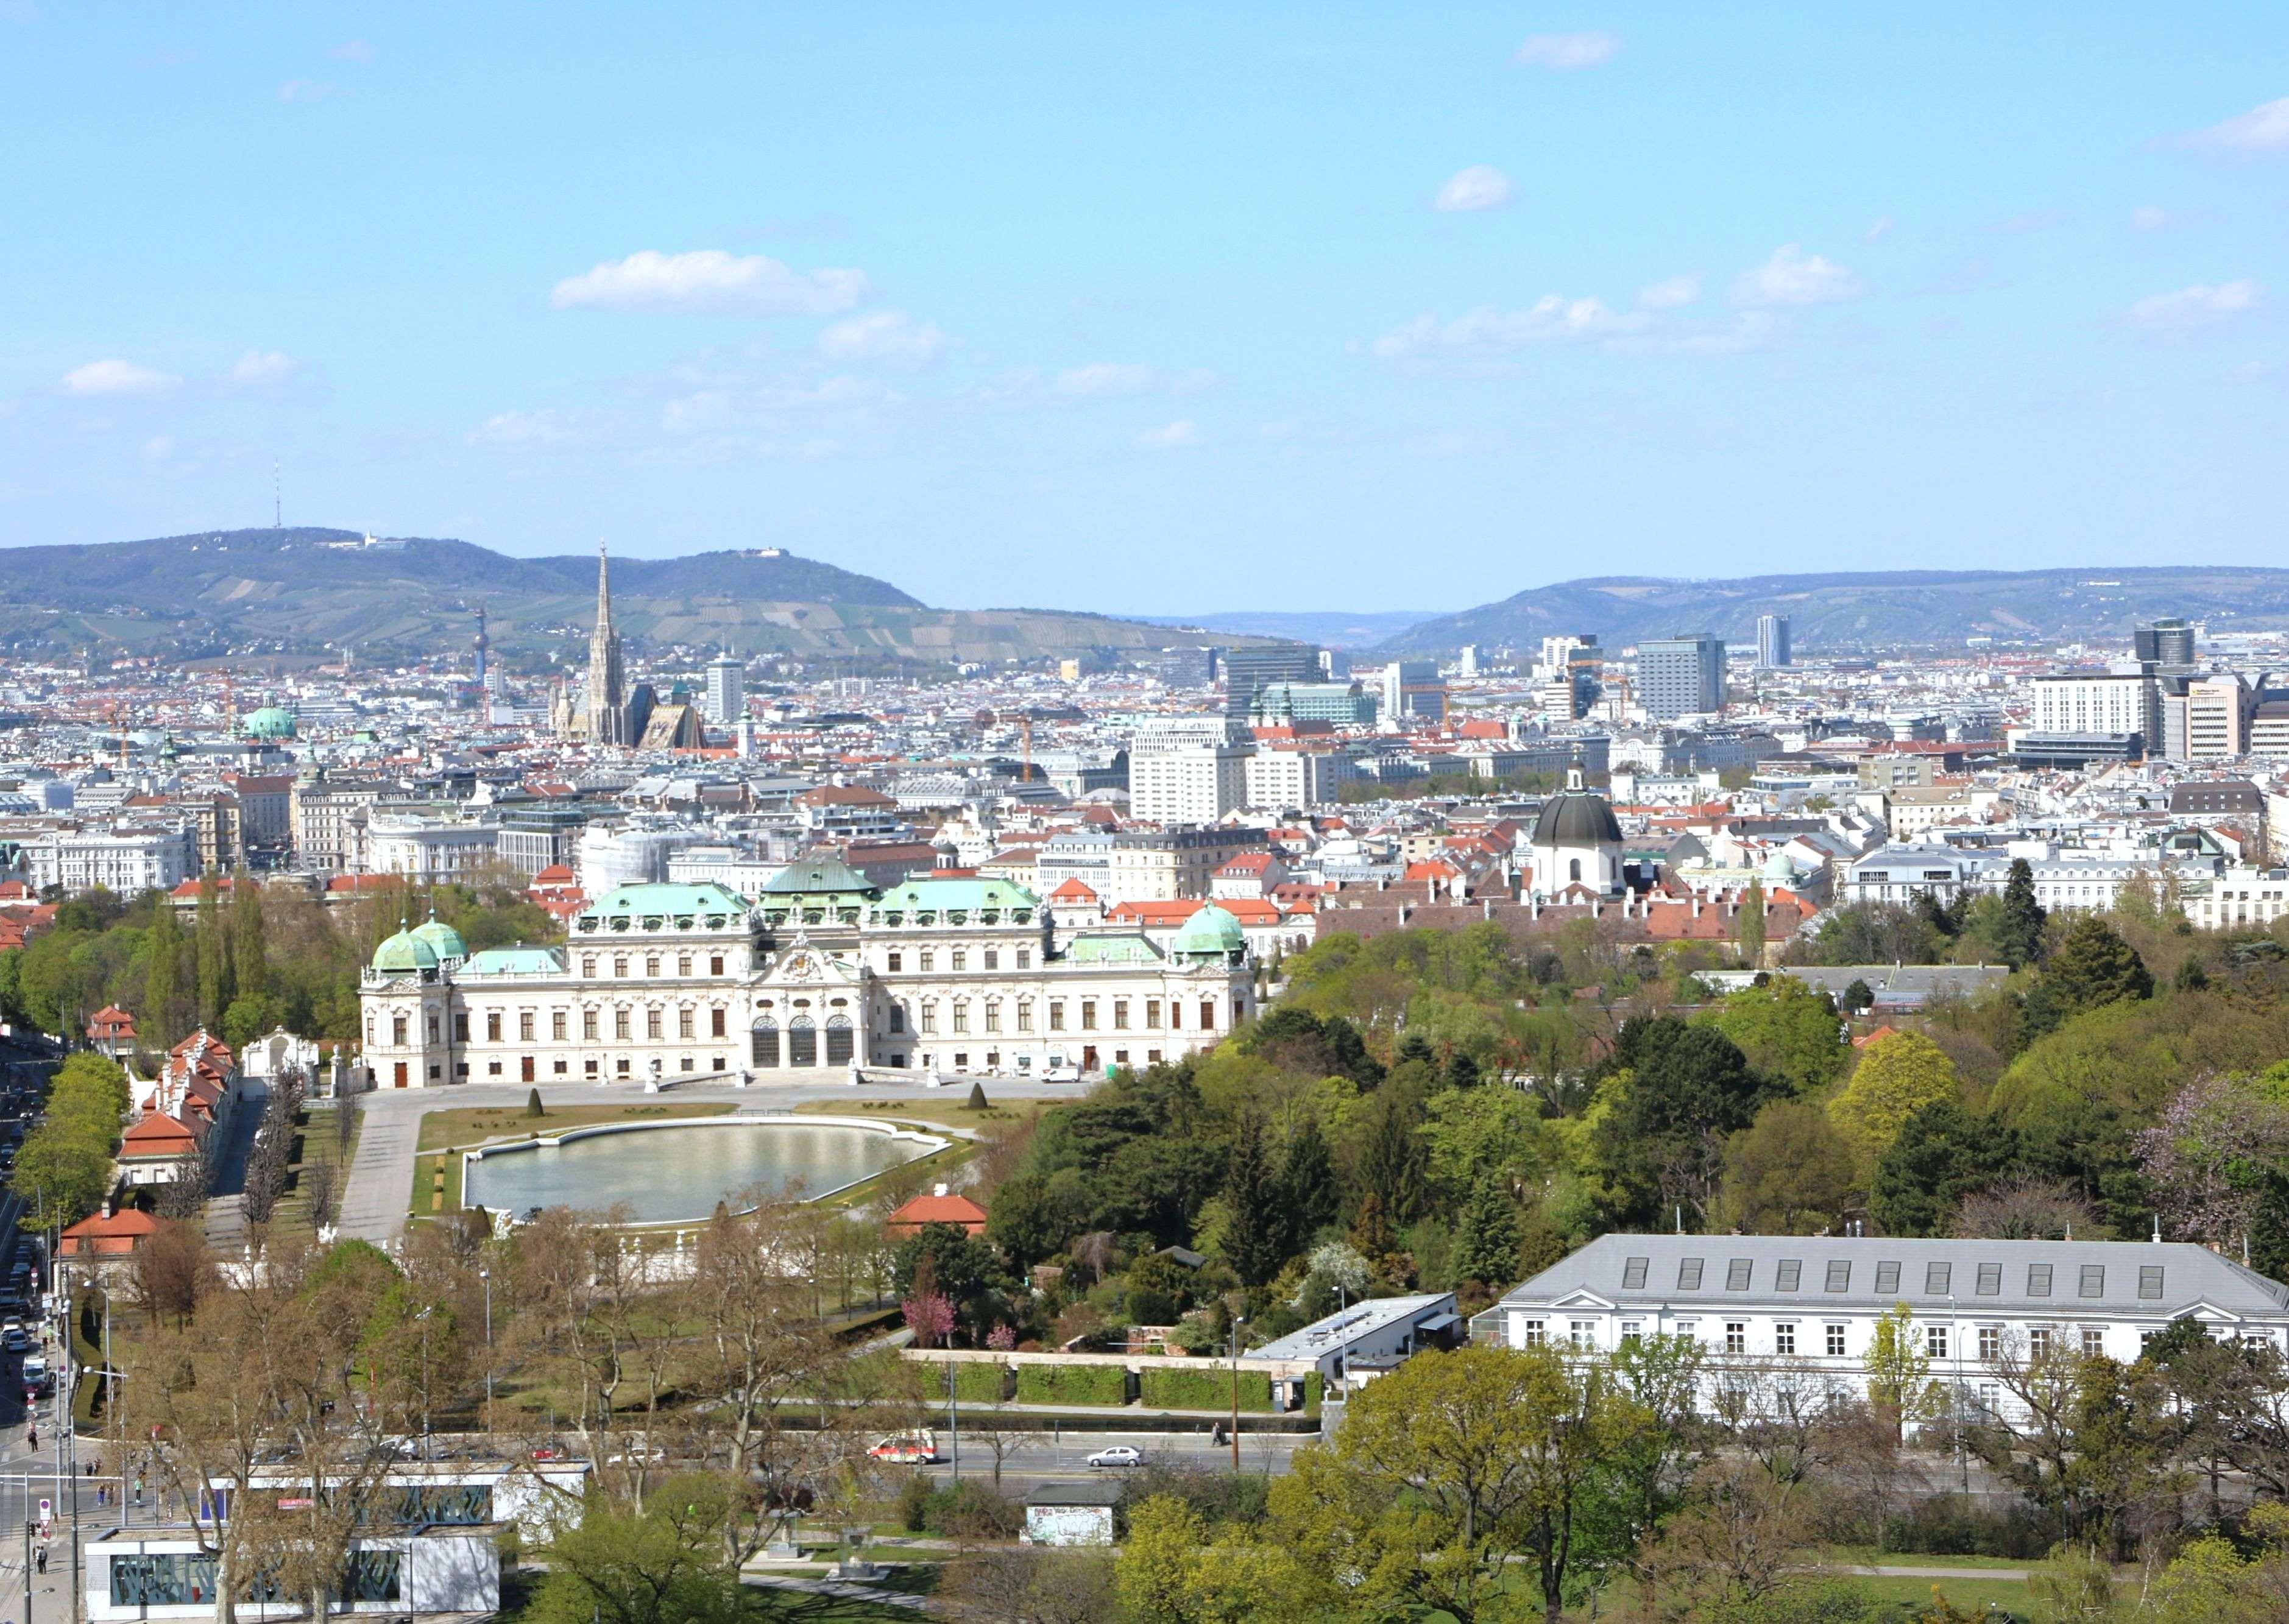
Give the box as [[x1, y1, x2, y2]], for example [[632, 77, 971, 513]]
[[1841, 844, 2007, 906], [361, 866, 1256, 1089], [2183, 863, 2289, 931], [366, 814, 502, 882], [23, 822, 197, 895], [1245, 747, 1350, 811], [1527, 772, 1626, 898], [1128, 715, 1253, 825], [703, 651, 745, 726], [1473, 1234, 2289, 1424], [2029, 670, 2159, 743]]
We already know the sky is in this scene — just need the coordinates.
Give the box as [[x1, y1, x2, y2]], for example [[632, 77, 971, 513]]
[[3, 4, 2287, 616]]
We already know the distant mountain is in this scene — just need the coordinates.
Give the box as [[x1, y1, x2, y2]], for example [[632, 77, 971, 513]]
[[1380, 567, 2289, 655], [1147, 609, 1445, 649], [0, 526, 1268, 668]]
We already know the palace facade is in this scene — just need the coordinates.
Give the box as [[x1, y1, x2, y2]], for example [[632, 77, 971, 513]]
[[358, 858, 1257, 1088]]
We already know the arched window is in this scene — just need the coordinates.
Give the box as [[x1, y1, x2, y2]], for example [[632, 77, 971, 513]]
[[788, 1015, 818, 1067], [1568, 858, 1582, 883], [825, 1014, 854, 1065], [751, 1019, 779, 1068]]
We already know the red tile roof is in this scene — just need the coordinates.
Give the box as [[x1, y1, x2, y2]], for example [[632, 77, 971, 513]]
[[886, 1191, 988, 1235]]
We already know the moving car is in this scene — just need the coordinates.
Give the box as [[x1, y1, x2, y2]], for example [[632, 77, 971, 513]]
[[1086, 1446, 1142, 1469], [867, 1431, 942, 1465]]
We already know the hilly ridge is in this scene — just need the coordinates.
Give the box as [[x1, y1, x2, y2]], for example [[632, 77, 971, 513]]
[[0, 527, 1266, 668], [1381, 567, 2289, 655]]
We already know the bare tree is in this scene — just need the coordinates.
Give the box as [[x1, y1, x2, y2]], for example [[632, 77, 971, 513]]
[[939, 1546, 1117, 1624], [1951, 1174, 2102, 1241]]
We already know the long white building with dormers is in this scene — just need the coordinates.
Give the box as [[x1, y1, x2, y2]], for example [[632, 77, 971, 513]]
[[358, 857, 1257, 1089], [1472, 1234, 2289, 1425]]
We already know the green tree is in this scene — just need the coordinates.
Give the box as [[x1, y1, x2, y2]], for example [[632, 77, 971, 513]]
[[1839, 977, 1875, 1014], [141, 898, 183, 1047], [1827, 1031, 1961, 1181], [1703, 976, 1847, 1095], [1862, 1303, 1937, 1442], [1450, 1173, 1524, 1293], [1221, 1110, 1286, 1289], [1715, 1101, 1856, 1234], [230, 874, 267, 1001], [2023, 914, 2153, 1040], [1417, 1085, 1553, 1207], [10, 1125, 111, 1226], [1278, 1117, 1339, 1255], [1349, 1073, 1431, 1227], [1996, 858, 2047, 969], [193, 867, 232, 1031], [1735, 877, 1767, 966], [525, 1477, 750, 1624], [1591, 1018, 1769, 1227], [1869, 1100, 2017, 1237]]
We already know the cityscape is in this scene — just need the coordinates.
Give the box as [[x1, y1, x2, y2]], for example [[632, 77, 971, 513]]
[[7, 7, 2289, 1623]]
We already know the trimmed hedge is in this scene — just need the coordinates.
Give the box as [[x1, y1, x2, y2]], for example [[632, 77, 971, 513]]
[[1013, 1363, 1129, 1406], [940, 1362, 1010, 1403], [1140, 1368, 1273, 1413], [1303, 1371, 1323, 1416]]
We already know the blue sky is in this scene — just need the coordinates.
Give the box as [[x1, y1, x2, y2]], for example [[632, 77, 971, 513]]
[[3, 4, 2286, 615]]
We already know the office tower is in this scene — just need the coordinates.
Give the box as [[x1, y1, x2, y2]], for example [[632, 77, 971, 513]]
[[1636, 633, 1727, 720], [1222, 644, 1323, 718], [2184, 673, 2256, 760], [2029, 669, 2160, 744], [704, 650, 745, 726], [1756, 613, 1792, 669], [1458, 644, 1480, 677], [1128, 715, 1254, 824], [2136, 618, 2196, 668], [1378, 660, 1448, 722]]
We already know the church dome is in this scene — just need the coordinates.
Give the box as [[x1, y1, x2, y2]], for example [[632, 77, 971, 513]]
[[371, 928, 439, 975], [1172, 904, 1248, 961], [410, 913, 467, 962], [242, 706, 297, 740], [1761, 848, 1796, 886], [1532, 786, 1622, 846]]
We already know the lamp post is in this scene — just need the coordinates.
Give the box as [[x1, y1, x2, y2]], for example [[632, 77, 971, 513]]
[[1228, 1316, 1248, 1472], [479, 1268, 494, 1435]]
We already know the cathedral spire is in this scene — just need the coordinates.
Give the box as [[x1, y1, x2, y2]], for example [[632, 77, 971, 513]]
[[584, 538, 627, 745]]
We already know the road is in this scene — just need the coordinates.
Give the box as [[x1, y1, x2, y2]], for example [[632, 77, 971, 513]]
[[902, 1425, 1309, 1495], [338, 1075, 1091, 1243]]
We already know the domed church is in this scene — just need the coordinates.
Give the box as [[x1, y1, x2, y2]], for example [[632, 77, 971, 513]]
[[1529, 769, 1626, 898]]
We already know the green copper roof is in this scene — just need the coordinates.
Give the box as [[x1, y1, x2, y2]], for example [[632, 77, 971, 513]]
[[875, 877, 1041, 913], [242, 705, 297, 739], [1063, 933, 1164, 966], [576, 881, 749, 928], [759, 856, 877, 897], [410, 914, 467, 960], [371, 928, 438, 973], [1172, 903, 1247, 958], [459, 945, 568, 976]]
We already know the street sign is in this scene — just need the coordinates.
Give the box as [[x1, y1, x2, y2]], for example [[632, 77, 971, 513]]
[[35, 1496, 49, 1536]]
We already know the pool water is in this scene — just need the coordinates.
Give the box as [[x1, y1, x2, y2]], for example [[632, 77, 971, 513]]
[[462, 1119, 930, 1223]]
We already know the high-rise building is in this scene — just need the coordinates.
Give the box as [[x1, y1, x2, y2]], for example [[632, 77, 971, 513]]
[[1222, 644, 1323, 718], [1379, 660, 1448, 722], [584, 543, 627, 745], [1756, 613, 1792, 669], [704, 650, 745, 727], [1636, 634, 1727, 720], [2182, 673, 2257, 760], [1128, 715, 1253, 824], [2029, 669, 2159, 746], [2136, 618, 2196, 668]]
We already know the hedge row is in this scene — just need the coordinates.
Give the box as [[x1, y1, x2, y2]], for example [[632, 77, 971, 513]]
[[1303, 1371, 1324, 1416], [1139, 1368, 1273, 1413], [1013, 1364, 1128, 1406], [939, 1363, 1010, 1403]]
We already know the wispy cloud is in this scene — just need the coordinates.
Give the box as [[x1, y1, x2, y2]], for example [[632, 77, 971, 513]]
[[228, 350, 295, 385], [1432, 164, 1515, 213], [1730, 244, 1862, 308], [277, 79, 341, 103], [1513, 31, 1619, 69], [60, 359, 179, 396], [1055, 362, 1215, 399], [2126, 279, 2262, 328], [1636, 272, 1703, 310], [1136, 419, 1198, 448], [2176, 96, 2289, 157], [816, 310, 946, 370], [1864, 216, 1895, 244], [550, 249, 869, 316], [328, 40, 375, 62], [1370, 297, 1648, 374], [1991, 208, 2070, 234]]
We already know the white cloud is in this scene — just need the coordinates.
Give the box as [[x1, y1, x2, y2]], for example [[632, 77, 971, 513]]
[[816, 310, 946, 370], [2179, 96, 2289, 156], [1636, 272, 1703, 309], [550, 249, 869, 316], [1864, 216, 1895, 243], [1136, 419, 1198, 448], [0, 1, 38, 23], [328, 40, 375, 62], [1371, 297, 1647, 373], [142, 435, 174, 462], [1432, 164, 1515, 213], [2131, 205, 2171, 231], [1055, 362, 1215, 398], [277, 79, 340, 102], [1992, 208, 2069, 233], [1730, 244, 1863, 308], [1514, 30, 1619, 69], [2126, 279, 2262, 328], [228, 350, 295, 385], [60, 359, 179, 396]]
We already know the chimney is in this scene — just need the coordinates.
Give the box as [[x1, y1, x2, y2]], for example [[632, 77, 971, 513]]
[[934, 1183, 949, 1199]]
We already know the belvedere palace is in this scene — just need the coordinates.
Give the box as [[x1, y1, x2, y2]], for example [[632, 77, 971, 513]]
[[358, 857, 1258, 1088]]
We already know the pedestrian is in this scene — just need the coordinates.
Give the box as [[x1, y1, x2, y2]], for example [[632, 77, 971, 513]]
[[32, 1546, 43, 1575], [26, 1427, 35, 1453], [133, 1475, 143, 1506]]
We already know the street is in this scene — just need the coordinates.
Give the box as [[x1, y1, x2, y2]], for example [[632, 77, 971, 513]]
[[899, 1425, 1309, 1496]]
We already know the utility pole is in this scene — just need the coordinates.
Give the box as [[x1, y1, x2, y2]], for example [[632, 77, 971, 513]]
[[1228, 1316, 1248, 1472]]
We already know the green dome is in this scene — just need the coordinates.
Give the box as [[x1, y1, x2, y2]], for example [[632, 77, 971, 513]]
[[371, 928, 439, 975], [411, 914, 467, 961], [1172, 903, 1247, 960], [242, 706, 297, 740]]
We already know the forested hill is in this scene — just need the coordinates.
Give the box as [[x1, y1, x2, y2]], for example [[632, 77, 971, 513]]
[[0, 526, 1258, 666], [1379, 565, 2289, 655]]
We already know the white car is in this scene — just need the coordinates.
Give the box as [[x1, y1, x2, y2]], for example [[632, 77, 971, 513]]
[[1086, 1446, 1142, 1469]]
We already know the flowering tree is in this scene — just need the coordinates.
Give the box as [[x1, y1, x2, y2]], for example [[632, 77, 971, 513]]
[[2136, 1074, 2289, 1249], [902, 1291, 955, 1349]]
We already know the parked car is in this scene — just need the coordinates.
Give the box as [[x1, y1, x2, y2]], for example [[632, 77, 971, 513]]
[[1086, 1446, 1142, 1469], [2, 1330, 27, 1355]]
